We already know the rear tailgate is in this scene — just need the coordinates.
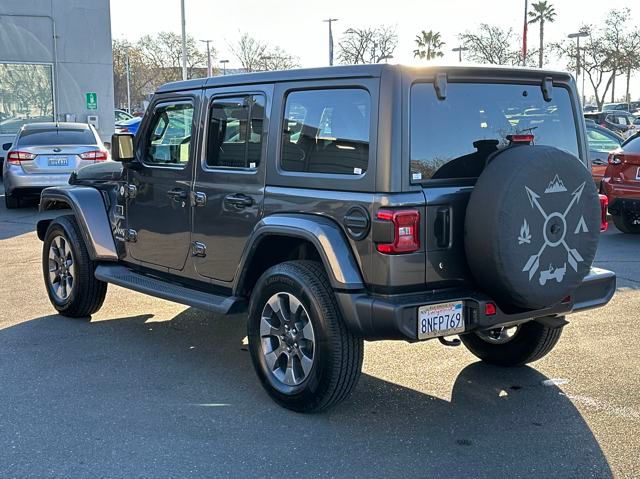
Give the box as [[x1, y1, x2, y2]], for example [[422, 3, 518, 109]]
[[409, 74, 583, 287], [19, 145, 96, 174]]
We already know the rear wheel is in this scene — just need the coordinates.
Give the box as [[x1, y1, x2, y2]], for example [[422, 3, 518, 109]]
[[247, 260, 363, 412], [42, 215, 107, 318], [4, 189, 19, 209], [460, 320, 564, 366], [611, 211, 640, 234]]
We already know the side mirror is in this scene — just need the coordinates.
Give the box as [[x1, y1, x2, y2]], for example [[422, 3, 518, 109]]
[[111, 133, 135, 163], [2, 142, 12, 151]]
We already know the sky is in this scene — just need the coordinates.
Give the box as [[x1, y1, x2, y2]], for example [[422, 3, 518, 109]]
[[110, 0, 640, 101]]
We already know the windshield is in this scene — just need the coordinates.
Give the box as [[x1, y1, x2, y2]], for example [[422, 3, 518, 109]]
[[410, 82, 579, 182]]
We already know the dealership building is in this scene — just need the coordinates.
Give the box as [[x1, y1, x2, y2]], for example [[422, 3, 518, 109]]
[[0, 0, 114, 147]]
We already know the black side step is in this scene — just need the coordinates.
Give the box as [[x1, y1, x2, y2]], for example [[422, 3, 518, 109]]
[[95, 265, 246, 315]]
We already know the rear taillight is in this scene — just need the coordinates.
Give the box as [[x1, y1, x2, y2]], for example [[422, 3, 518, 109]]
[[6, 151, 36, 164], [599, 194, 609, 232], [80, 150, 108, 161], [376, 209, 420, 254]]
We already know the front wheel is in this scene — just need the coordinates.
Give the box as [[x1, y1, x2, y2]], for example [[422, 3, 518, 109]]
[[459, 320, 564, 367], [42, 215, 108, 318], [611, 211, 640, 234], [247, 261, 363, 413]]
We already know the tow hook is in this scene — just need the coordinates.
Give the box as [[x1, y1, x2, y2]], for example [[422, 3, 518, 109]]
[[438, 336, 461, 347]]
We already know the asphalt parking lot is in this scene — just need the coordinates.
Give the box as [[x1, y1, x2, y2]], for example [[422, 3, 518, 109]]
[[0, 186, 638, 479]]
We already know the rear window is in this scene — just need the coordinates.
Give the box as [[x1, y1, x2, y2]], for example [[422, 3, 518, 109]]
[[281, 88, 370, 175], [18, 128, 97, 146], [410, 83, 579, 181]]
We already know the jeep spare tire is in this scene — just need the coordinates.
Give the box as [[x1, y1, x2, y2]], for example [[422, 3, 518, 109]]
[[465, 145, 600, 310]]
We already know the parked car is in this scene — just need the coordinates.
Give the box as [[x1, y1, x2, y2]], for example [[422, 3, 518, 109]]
[[114, 116, 141, 135], [2, 122, 109, 209], [35, 65, 615, 412], [602, 133, 640, 233], [585, 111, 638, 138], [114, 109, 133, 122], [583, 104, 598, 113], [603, 101, 640, 114], [586, 122, 624, 188]]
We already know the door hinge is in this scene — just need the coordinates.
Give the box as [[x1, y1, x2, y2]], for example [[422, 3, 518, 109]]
[[191, 191, 207, 207], [125, 229, 138, 242], [192, 241, 207, 257]]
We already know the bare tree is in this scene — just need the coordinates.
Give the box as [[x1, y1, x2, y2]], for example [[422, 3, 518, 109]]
[[258, 46, 300, 71], [338, 25, 398, 64], [229, 33, 268, 72], [460, 25, 520, 66]]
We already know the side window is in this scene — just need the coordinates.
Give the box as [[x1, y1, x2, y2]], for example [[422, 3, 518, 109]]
[[206, 94, 265, 169], [145, 102, 194, 166], [281, 88, 370, 175], [587, 128, 621, 152]]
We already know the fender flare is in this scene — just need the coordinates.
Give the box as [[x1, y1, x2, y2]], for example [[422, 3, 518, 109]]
[[38, 185, 118, 261], [235, 214, 365, 293]]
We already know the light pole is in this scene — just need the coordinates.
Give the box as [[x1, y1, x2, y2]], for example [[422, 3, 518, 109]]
[[219, 59, 229, 75], [568, 31, 589, 105], [452, 46, 468, 63], [125, 51, 131, 113], [522, 0, 529, 66], [323, 18, 338, 66], [180, 0, 188, 80], [200, 40, 213, 77]]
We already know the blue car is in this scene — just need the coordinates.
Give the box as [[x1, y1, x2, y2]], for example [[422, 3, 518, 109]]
[[115, 116, 141, 135]]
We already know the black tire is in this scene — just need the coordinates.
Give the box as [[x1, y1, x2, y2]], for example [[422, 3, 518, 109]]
[[42, 215, 107, 318], [247, 260, 364, 413], [460, 321, 564, 367], [4, 190, 19, 209], [611, 212, 640, 234]]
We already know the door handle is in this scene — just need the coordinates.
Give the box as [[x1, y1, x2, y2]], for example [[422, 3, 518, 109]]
[[224, 193, 254, 208], [167, 188, 188, 201]]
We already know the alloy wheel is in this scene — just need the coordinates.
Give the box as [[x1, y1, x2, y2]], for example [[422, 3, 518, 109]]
[[260, 292, 315, 386], [48, 235, 75, 301]]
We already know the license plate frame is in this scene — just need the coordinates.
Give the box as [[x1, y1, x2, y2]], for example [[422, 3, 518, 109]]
[[636, 167, 640, 181], [48, 157, 69, 167], [417, 301, 465, 340]]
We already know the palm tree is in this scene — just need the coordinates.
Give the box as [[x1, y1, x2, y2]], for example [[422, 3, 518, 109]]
[[413, 30, 445, 61], [528, 0, 557, 68]]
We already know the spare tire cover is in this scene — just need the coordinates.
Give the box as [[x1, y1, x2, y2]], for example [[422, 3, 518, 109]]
[[464, 145, 600, 310]]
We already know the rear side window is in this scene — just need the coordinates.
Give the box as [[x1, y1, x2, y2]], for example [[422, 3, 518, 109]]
[[622, 134, 640, 153], [281, 88, 370, 175], [18, 128, 96, 146], [206, 95, 265, 169], [410, 83, 579, 181], [587, 128, 620, 152]]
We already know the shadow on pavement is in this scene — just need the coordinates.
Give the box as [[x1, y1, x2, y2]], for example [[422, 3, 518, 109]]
[[0, 308, 612, 478], [0, 185, 64, 240]]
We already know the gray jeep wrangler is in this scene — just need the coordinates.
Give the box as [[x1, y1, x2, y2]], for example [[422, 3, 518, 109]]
[[37, 65, 616, 412]]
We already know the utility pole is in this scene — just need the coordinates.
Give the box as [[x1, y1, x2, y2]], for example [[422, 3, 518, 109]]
[[125, 51, 131, 113], [522, 0, 529, 66], [568, 31, 589, 105], [323, 18, 338, 66], [200, 40, 213, 77], [180, 0, 188, 80], [452, 46, 468, 63]]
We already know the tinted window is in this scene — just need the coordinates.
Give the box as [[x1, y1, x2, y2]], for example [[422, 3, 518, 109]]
[[145, 102, 194, 166], [281, 89, 370, 175], [410, 83, 579, 181], [18, 128, 97, 146], [206, 95, 264, 169], [587, 127, 621, 152]]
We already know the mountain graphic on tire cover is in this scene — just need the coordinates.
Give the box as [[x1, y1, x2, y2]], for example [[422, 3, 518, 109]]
[[464, 145, 601, 310]]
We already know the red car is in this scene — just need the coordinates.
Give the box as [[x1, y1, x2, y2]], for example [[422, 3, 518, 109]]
[[601, 133, 640, 233]]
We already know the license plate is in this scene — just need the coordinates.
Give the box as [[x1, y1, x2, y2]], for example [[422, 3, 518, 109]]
[[418, 301, 465, 340], [48, 157, 68, 167], [636, 167, 640, 180]]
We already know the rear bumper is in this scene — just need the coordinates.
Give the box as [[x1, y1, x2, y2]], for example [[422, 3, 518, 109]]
[[336, 268, 616, 341], [608, 197, 640, 216], [3, 164, 71, 194]]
